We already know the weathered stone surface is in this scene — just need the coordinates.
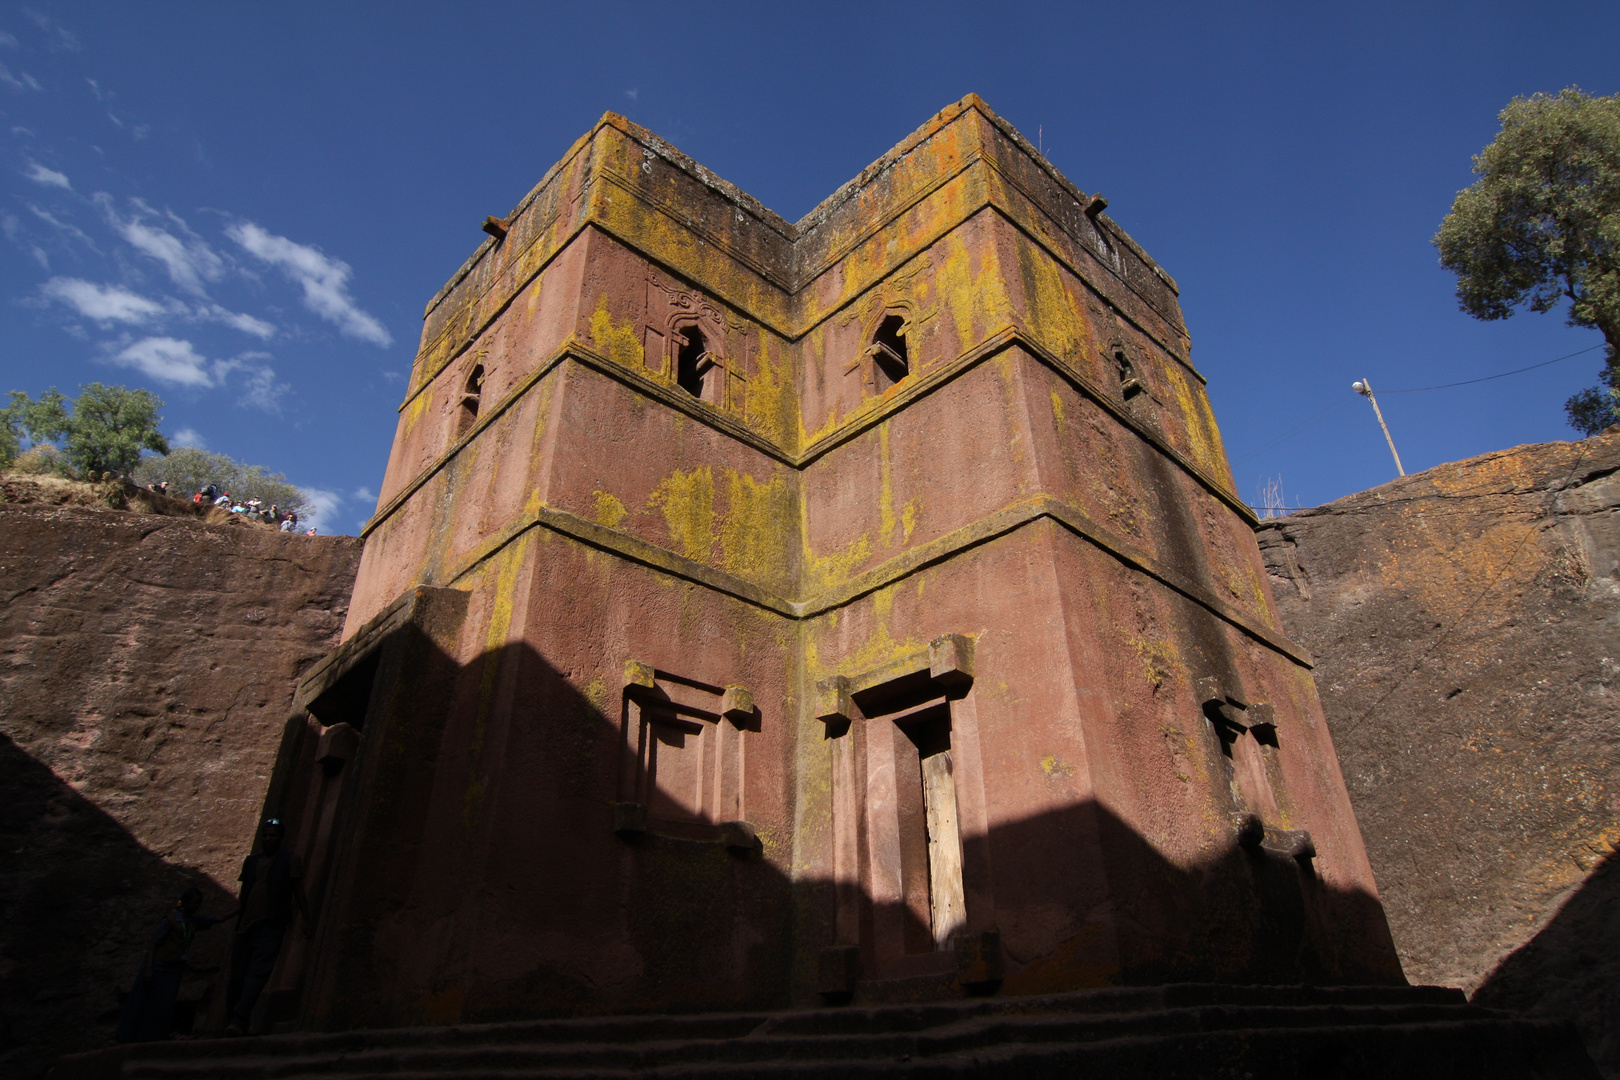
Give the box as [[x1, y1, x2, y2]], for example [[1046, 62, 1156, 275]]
[[1257, 431, 1620, 1075], [0, 500, 361, 1078], [261, 95, 1404, 1041]]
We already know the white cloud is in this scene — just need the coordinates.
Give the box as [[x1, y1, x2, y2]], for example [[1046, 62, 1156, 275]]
[[297, 486, 343, 532], [197, 304, 274, 340], [0, 62, 41, 91], [0, 32, 18, 49], [42, 277, 165, 324], [353, 486, 376, 503], [27, 204, 99, 250], [23, 8, 80, 51], [625, 88, 639, 101], [226, 221, 391, 346], [98, 197, 224, 295], [22, 160, 68, 189], [170, 427, 206, 449], [236, 362, 289, 413], [112, 336, 214, 387]]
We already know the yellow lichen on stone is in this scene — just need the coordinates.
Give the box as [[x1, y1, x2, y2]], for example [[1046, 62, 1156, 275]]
[[1015, 236, 1086, 361], [718, 470, 794, 587], [583, 675, 610, 713], [648, 465, 716, 562], [402, 383, 435, 437], [1050, 388, 1066, 424], [463, 534, 530, 833], [589, 293, 644, 369], [747, 334, 798, 450], [593, 490, 629, 529], [802, 529, 873, 595], [878, 423, 897, 547], [1129, 633, 1179, 691], [901, 499, 920, 542]]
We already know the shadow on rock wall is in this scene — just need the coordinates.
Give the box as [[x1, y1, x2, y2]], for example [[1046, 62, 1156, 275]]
[[1475, 849, 1620, 1078], [0, 734, 237, 1080]]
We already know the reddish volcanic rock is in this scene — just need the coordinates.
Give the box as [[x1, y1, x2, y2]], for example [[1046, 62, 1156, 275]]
[[0, 499, 360, 1078], [1257, 431, 1620, 1076]]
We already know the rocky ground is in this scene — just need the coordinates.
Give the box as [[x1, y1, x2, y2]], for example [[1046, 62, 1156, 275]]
[[1258, 430, 1620, 1076], [0, 481, 362, 1079]]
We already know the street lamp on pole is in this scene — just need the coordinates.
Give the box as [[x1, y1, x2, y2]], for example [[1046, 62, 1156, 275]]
[[1352, 379, 1405, 478]]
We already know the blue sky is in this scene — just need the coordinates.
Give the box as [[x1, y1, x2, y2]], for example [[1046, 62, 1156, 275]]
[[0, 2, 1616, 532]]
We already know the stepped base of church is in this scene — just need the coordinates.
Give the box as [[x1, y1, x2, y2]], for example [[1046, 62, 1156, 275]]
[[53, 983, 1596, 1079]]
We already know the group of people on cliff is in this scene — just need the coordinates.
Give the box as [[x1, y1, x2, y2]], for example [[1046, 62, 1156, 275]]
[[117, 818, 311, 1042], [190, 484, 316, 535]]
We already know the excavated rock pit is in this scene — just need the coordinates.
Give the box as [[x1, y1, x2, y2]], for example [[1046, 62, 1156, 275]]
[[0, 488, 362, 1079]]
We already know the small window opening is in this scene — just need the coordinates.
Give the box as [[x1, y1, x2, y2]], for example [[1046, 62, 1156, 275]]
[[457, 364, 484, 439], [1204, 699, 1243, 758], [1113, 347, 1144, 402], [869, 315, 910, 391], [676, 327, 710, 398], [1204, 699, 1282, 822]]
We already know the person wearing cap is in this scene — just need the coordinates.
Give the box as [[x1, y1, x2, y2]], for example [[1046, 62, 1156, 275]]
[[115, 887, 231, 1042], [223, 818, 311, 1036]]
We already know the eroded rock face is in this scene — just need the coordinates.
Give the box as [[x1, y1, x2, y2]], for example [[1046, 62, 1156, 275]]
[[1257, 431, 1620, 1076], [0, 501, 361, 1078]]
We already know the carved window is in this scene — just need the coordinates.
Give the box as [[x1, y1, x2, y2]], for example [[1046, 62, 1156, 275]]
[[1111, 345, 1144, 403], [617, 663, 755, 843], [1203, 696, 1281, 824], [675, 326, 712, 399], [456, 364, 485, 440], [868, 314, 910, 392]]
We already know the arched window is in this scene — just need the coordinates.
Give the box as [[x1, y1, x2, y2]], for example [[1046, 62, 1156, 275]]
[[869, 313, 909, 391], [676, 326, 709, 398], [1112, 346, 1144, 402], [456, 364, 484, 439]]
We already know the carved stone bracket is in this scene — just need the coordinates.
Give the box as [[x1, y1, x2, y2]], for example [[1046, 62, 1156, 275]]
[[814, 633, 976, 732]]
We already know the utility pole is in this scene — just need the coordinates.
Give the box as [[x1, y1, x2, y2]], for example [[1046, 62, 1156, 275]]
[[1352, 379, 1405, 477]]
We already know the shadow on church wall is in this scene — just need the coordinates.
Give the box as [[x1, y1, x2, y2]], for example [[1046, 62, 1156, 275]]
[[260, 613, 1400, 1035], [3, 612, 1406, 1075]]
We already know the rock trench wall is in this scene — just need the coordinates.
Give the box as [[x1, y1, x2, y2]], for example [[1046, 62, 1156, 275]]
[[0, 498, 362, 1079], [1258, 431, 1620, 1077]]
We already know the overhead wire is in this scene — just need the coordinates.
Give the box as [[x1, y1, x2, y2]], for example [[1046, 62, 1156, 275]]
[[1378, 343, 1604, 393], [1231, 341, 1607, 467]]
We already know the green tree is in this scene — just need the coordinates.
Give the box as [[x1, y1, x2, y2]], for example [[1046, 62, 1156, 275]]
[[3, 384, 167, 476], [1434, 87, 1620, 435], [132, 445, 310, 516], [0, 401, 18, 468], [62, 383, 168, 475]]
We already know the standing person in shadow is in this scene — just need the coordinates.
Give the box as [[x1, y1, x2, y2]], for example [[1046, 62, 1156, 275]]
[[115, 887, 231, 1043], [224, 818, 312, 1036]]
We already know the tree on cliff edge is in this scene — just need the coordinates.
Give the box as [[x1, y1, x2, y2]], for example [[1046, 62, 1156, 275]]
[[1435, 88, 1620, 436], [2, 383, 168, 475]]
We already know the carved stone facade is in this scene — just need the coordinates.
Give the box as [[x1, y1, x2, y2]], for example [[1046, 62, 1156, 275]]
[[258, 96, 1402, 1032]]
